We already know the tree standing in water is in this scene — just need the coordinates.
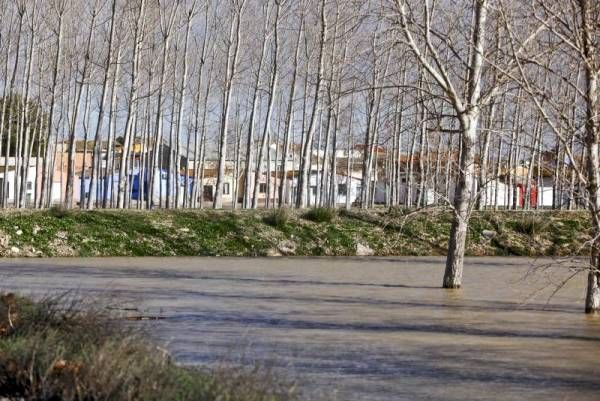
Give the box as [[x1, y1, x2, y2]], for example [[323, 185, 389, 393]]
[[503, 0, 600, 312]]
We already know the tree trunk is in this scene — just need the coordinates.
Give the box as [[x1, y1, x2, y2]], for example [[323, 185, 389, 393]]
[[278, 18, 303, 208], [66, 8, 97, 209], [40, 6, 64, 208], [442, 0, 488, 288], [17, 3, 37, 209], [214, 1, 245, 209], [103, 44, 122, 208], [443, 114, 478, 288], [252, 2, 280, 209], [580, 0, 600, 313], [174, 8, 195, 209], [296, 0, 327, 208], [117, 0, 146, 209], [88, 0, 117, 209]]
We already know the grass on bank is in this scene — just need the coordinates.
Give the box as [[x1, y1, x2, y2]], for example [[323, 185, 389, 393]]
[[0, 293, 297, 401], [302, 208, 336, 223], [0, 208, 591, 257]]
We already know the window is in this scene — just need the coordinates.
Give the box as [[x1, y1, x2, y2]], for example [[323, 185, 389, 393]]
[[259, 183, 267, 193], [203, 185, 213, 201], [338, 183, 347, 196], [223, 183, 230, 195], [27, 182, 33, 190], [311, 186, 317, 195]]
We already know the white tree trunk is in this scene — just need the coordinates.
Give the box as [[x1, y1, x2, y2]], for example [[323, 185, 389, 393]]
[[443, 114, 478, 288], [214, 1, 246, 209], [296, 0, 327, 208]]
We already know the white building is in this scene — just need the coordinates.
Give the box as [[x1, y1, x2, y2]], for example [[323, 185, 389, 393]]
[[285, 170, 363, 206], [0, 157, 40, 206]]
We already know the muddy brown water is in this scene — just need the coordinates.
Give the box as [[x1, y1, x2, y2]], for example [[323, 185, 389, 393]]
[[1, 257, 599, 401]]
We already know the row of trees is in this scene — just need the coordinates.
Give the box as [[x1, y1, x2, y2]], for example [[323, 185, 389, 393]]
[[0, 0, 598, 312]]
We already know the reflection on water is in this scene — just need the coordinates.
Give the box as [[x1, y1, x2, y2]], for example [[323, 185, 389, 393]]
[[1, 257, 599, 401]]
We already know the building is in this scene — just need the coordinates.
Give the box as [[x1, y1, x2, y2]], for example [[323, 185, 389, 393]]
[[0, 157, 40, 206]]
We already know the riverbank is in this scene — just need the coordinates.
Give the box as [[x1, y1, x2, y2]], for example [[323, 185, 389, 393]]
[[0, 293, 296, 401], [0, 208, 590, 257]]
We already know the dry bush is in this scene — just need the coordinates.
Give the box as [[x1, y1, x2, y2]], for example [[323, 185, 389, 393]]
[[0, 293, 298, 401]]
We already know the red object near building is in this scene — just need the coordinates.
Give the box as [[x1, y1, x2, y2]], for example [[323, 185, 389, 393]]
[[517, 183, 538, 208]]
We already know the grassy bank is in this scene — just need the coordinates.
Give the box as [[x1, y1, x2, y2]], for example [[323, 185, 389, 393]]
[[0, 293, 296, 401], [0, 208, 590, 257]]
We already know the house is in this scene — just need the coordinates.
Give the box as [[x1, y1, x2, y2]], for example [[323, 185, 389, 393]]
[[378, 173, 437, 206], [58, 137, 188, 206], [184, 160, 239, 206], [82, 163, 194, 208], [283, 169, 363, 207], [0, 157, 40, 206], [480, 164, 556, 208], [52, 141, 95, 205], [335, 170, 364, 206]]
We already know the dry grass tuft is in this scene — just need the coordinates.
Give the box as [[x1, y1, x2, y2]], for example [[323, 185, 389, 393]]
[[0, 293, 298, 401]]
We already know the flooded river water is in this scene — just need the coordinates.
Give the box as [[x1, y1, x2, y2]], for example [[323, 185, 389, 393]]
[[1, 257, 599, 400]]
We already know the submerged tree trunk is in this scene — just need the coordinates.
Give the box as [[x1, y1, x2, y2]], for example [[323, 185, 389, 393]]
[[442, 0, 488, 287], [443, 114, 478, 288], [580, 0, 600, 313], [396, 0, 488, 288]]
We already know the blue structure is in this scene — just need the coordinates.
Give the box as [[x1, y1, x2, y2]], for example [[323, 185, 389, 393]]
[[82, 168, 193, 207]]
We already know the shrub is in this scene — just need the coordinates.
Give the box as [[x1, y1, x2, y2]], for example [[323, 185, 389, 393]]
[[386, 206, 410, 217], [0, 293, 298, 401], [49, 204, 70, 219], [263, 208, 290, 228], [511, 214, 547, 236], [303, 207, 336, 223]]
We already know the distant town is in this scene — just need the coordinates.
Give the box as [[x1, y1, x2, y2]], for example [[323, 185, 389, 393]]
[[0, 138, 582, 211]]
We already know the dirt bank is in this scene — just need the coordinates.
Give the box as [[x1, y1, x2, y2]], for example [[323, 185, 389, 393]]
[[0, 208, 590, 257]]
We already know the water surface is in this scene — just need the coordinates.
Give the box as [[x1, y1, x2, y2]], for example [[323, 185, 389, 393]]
[[1, 257, 599, 400]]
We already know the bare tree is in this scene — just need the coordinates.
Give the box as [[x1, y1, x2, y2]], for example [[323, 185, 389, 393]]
[[504, 0, 600, 312], [64, 1, 99, 208], [214, 0, 246, 209], [242, 2, 270, 209], [391, 0, 543, 288], [252, 0, 282, 208], [87, 0, 118, 209], [39, 0, 66, 208], [116, 0, 147, 209], [278, 12, 303, 208], [296, 0, 328, 208]]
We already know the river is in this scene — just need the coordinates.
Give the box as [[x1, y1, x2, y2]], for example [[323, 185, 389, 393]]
[[1, 257, 599, 400]]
